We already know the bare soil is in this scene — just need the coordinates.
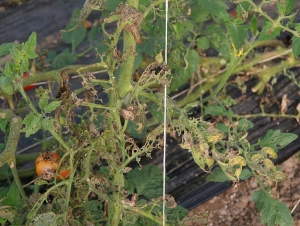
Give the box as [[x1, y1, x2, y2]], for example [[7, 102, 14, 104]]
[[186, 154, 300, 226]]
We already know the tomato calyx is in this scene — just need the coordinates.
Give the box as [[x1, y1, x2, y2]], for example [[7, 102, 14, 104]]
[[35, 152, 70, 180]]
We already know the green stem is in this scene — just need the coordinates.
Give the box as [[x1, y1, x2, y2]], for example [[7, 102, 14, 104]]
[[117, 29, 135, 98], [0, 167, 36, 181], [16, 153, 40, 165], [241, 0, 300, 38], [233, 113, 299, 120], [48, 128, 71, 152], [108, 168, 124, 226], [0, 110, 27, 199], [17, 83, 39, 114], [124, 205, 169, 225], [20, 63, 107, 92], [116, 0, 139, 98], [63, 151, 75, 223], [26, 181, 67, 224]]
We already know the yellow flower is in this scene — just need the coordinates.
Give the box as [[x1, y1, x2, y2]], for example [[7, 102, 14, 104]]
[[232, 43, 244, 57]]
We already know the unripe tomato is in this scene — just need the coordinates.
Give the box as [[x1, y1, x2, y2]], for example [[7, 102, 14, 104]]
[[35, 152, 69, 180]]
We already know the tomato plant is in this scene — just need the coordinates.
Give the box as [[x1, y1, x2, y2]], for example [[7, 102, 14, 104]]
[[0, 0, 299, 225]]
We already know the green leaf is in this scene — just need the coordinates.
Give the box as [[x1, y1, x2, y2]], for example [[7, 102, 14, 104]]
[[204, 105, 227, 116], [10, 45, 23, 63], [277, 2, 284, 15], [38, 91, 49, 111], [0, 164, 11, 178], [23, 32, 38, 59], [0, 186, 10, 200], [46, 50, 57, 63], [30, 212, 57, 226], [87, 26, 102, 42], [239, 168, 252, 180], [173, 20, 194, 39], [170, 49, 199, 92], [216, 123, 228, 133], [294, 23, 300, 31], [4, 61, 14, 77], [22, 112, 42, 137], [141, 19, 165, 57], [285, 0, 295, 15], [250, 14, 258, 35], [0, 118, 9, 132], [126, 165, 166, 199], [127, 119, 147, 139], [204, 24, 231, 59], [258, 129, 298, 152], [133, 45, 143, 71], [238, 118, 254, 131], [0, 76, 14, 95], [252, 189, 293, 226], [42, 117, 55, 132], [62, 8, 86, 52], [292, 36, 300, 58], [227, 23, 248, 49], [51, 50, 77, 69], [206, 167, 229, 182], [0, 181, 21, 207], [0, 43, 15, 57], [278, 0, 295, 15], [0, 219, 7, 225], [99, 166, 110, 178], [20, 55, 29, 73], [150, 103, 163, 121], [105, 0, 124, 13], [198, 0, 228, 20], [258, 21, 281, 41], [196, 36, 210, 50], [88, 200, 103, 222], [43, 101, 61, 114]]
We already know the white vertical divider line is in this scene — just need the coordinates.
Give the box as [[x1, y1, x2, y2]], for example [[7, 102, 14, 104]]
[[163, 0, 168, 225]]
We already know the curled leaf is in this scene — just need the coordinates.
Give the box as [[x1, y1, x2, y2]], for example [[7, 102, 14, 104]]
[[261, 147, 277, 159]]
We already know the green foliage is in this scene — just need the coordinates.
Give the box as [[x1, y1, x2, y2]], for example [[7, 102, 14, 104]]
[[207, 167, 252, 182], [0, 182, 22, 224], [252, 189, 293, 226], [29, 212, 57, 226], [38, 91, 61, 114], [258, 129, 298, 152], [62, 8, 87, 53], [126, 165, 165, 199], [0, 43, 14, 57], [227, 23, 248, 49], [258, 21, 282, 41], [0, 76, 14, 95], [51, 50, 77, 69], [21, 112, 42, 137]]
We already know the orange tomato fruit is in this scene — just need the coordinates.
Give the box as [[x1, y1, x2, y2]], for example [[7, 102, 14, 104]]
[[56, 169, 71, 180], [35, 152, 69, 180], [23, 72, 37, 91]]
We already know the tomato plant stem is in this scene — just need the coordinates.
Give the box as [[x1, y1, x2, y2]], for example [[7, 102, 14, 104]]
[[0, 110, 27, 199]]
